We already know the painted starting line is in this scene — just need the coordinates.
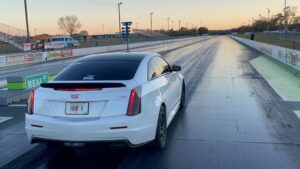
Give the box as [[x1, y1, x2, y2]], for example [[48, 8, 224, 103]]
[[8, 104, 27, 107], [0, 117, 12, 123], [294, 111, 300, 119]]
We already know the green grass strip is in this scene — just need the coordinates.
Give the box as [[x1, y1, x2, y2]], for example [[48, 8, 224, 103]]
[[250, 55, 300, 101], [7, 82, 25, 90]]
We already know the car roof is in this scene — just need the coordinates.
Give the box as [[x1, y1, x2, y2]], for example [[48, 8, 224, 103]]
[[51, 36, 71, 38], [77, 52, 158, 62]]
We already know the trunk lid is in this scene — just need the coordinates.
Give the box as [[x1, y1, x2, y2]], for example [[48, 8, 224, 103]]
[[34, 82, 134, 118]]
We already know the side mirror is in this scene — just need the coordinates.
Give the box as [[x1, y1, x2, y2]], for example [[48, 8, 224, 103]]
[[172, 65, 181, 72]]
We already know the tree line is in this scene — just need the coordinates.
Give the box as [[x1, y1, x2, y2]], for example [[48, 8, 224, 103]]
[[234, 6, 300, 33]]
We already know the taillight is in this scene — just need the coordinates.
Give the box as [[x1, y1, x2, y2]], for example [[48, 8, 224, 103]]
[[127, 88, 141, 116], [27, 90, 34, 114]]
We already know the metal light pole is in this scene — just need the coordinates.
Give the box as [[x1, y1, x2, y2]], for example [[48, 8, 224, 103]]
[[24, 0, 30, 42], [284, 0, 288, 33], [179, 20, 181, 30], [267, 8, 270, 31], [118, 2, 122, 42], [150, 12, 153, 34], [167, 17, 170, 31]]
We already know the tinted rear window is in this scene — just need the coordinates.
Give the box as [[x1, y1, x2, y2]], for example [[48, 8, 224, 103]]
[[54, 60, 141, 81]]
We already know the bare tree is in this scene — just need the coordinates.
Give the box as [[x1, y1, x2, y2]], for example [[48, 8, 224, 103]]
[[57, 15, 82, 35], [284, 6, 299, 24]]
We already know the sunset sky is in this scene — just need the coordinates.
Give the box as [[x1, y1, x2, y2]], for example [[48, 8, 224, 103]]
[[1, 0, 299, 35]]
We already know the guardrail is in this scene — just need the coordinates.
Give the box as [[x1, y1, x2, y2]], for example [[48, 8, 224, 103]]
[[0, 36, 207, 68], [231, 36, 300, 71]]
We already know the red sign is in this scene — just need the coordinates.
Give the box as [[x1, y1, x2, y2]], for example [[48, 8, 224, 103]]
[[26, 52, 43, 62], [61, 49, 73, 57], [23, 43, 31, 51]]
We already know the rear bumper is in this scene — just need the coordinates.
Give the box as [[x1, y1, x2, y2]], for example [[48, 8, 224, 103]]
[[25, 113, 157, 146]]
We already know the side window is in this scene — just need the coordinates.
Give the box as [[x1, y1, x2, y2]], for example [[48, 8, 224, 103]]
[[148, 57, 170, 80], [65, 38, 68, 41], [148, 58, 157, 80], [60, 38, 64, 41], [160, 58, 171, 74]]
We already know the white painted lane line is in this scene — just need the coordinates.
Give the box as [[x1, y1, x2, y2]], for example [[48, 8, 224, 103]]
[[8, 104, 27, 107], [0, 117, 12, 123], [294, 111, 300, 119]]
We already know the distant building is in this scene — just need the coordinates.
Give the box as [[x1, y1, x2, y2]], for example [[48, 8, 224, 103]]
[[32, 34, 50, 42], [71, 33, 86, 41]]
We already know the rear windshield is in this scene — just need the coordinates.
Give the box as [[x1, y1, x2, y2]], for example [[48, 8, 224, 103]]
[[54, 60, 141, 81]]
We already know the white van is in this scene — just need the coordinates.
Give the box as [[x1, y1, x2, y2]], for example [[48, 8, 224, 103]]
[[50, 36, 79, 48]]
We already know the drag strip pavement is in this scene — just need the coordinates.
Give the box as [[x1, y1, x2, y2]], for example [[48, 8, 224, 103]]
[[118, 36, 300, 169], [4, 36, 300, 169]]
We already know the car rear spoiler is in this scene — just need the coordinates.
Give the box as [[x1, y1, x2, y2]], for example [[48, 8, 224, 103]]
[[40, 82, 126, 90]]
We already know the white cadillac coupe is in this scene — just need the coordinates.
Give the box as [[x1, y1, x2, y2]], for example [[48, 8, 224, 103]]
[[25, 52, 185, 149]]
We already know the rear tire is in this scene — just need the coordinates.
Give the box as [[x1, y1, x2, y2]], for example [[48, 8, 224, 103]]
[[153, 106, 167, 150], [179, 82, 185, 110], [46, 141, 60, 149]]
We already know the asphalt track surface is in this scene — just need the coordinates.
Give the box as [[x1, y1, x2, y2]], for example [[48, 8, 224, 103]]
[[2, 36, 300, 169]]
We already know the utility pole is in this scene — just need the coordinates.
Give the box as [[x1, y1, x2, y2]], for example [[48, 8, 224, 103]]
[[118, 2, 123, 43], [24, 0, 30, 42], [267, 8, 270, 31], [167, 17, 170, 31], [284, 0, 288, 33], [150, 12, 153, 34], [179, 20, 181, 30]]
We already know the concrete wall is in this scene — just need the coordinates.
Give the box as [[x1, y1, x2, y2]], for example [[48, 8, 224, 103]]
[[231, 36, 300, 71], [0, 37, 205, 68]]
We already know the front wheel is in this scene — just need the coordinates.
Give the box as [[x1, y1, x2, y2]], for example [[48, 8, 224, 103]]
[[153, 106, 167, 150]]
